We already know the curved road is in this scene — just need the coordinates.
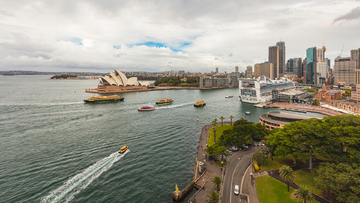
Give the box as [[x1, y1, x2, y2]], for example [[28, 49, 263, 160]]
[[222, 147, 258, 203]]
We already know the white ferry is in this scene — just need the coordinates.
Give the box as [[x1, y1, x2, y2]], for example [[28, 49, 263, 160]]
[[239, 76, 295, 103]]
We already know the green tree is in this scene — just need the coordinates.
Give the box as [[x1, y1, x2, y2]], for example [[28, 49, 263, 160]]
[[233, 117, 253, 126], [211, 176, 222, 192], [220, 116, 225, 126], [279, 165, 294, 192], [291, 185, 314, 203], [229, 115, 234, 125], [213, 126, 218, 143], [252, 150, 267, 166], [314, 163, 360, 203], [206, 190, 219, 203]]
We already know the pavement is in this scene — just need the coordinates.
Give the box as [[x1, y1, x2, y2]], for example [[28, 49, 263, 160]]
[[271, 102, 343, 116], [188, 122, 260, 203]]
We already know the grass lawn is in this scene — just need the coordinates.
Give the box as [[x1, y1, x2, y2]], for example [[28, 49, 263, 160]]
[[293, 169, 322, 196], [256, 176, 300, 203], [207, 124, 233, 146], [260, 155, 293, 171]]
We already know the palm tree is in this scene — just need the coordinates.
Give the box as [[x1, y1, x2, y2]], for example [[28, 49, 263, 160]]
[[211, 175, 222, 192], [220, 116, 225, 126], [229, 115, 234, 125], [206, 190, 219, 203], [279, 165, 294, 192], [291, 185, 314, 203], [212, 118, 218, 127], [213, 126, 218, 143]]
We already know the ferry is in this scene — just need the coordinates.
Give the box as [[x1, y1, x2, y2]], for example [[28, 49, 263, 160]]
[[84, 94, 124, 103], [239, 76, 295, 104], [245, 111, 251, 115], [138, 106, 155, 111], [156, 98, 173, 105], [225, 95, 233, 98], [194, 99, 206, 107], [119, 146, 129, 154]]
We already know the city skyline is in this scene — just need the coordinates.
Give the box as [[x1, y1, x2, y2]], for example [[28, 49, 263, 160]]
[[0, 1, 360, 73]]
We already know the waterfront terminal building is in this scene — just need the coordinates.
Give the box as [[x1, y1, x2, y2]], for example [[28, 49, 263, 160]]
[[259, 111, 321, 130]]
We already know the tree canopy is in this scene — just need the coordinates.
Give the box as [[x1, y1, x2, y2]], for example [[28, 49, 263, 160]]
[[314, 162, 360, 203]]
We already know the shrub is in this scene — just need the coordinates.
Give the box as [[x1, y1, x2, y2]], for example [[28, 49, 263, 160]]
[[254, 162, 260, 172]]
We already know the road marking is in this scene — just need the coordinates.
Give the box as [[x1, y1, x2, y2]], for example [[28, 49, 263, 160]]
[[241, 160, 252, 194], [230, 153, 252, 203]]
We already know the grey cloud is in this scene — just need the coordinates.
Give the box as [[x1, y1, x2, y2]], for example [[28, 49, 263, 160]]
[[334, 6, 360, 22], [113, 53, 127, 58], [228, 53, 233, 57]]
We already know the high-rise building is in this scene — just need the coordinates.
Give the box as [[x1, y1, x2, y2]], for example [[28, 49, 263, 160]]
[[306, 47, 317, 84], [254, 62, 274, 79], [315, 47, 327, 84], [235, 66, 239, 73], [289, 58, 302, 78], [351, 48, 360, 84], [334, 56, 356, 86], [302, 59, 307, 83], [276, 41, 286, 75], [326, 58, 331, 68], [269, 46, 279, 79], [215, 67, 219, 74], [246, 66, 252, 78]]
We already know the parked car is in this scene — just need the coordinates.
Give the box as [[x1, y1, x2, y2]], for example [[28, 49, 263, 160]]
[[232, 146, 239, 151]]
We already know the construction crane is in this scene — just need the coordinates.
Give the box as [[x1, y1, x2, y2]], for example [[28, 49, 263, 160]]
[[340, 45, 344, 57]]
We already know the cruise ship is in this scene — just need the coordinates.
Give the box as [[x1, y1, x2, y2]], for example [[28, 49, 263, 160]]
[[239, 76, 295, 103]]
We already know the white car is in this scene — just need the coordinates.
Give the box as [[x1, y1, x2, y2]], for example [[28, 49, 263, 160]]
[[234, 185, 239, 195]]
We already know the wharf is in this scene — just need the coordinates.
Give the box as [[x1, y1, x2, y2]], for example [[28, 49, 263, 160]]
[[267, 102, 343, 116]]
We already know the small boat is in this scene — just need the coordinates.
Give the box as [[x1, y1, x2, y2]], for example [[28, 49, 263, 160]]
[[279, 107, 284, 110], [156, 98, 173, 105], [119, 146, 129, 154], [138, 106, 155, 111], [225, 95, 233, 98], [84, 94, 124, 103], [245, 111, 251, 115], [194, 99, 206, 107]]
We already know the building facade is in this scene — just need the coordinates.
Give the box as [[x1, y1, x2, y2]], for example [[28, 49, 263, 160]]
[[269, 46, 279, 79], [276, 41, 286, 76], [290, 58, 302, 78], [351, 84, 360, 102], [334, 56, 356, 86], [306, 47, 317, 84], [316, 86, 341, 102], [254, 62, 274, 79], [246, 66, 252, 78]]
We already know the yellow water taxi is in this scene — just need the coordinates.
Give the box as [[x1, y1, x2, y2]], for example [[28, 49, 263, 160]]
[[119, 146, 129, 154], [194, 99, 206, 107], [156, 98, 173, 105]]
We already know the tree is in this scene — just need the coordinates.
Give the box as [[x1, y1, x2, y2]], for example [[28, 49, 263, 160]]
[[279, 165, 294, 192], [252, 150, 268, 166], [206, 190, 219, 203], [314, 163, 360, 203], [291, 185, 314, 203], [212, 118, 218, 127], [213, 126, 218, 143], [211, 176, 222, 192], [220, 116, 225, 126], [233, 117, 253, 126], [229, 115, 234, 125]]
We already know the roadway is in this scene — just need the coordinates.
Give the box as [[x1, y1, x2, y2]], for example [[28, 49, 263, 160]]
[[222, 147, 259, 203]]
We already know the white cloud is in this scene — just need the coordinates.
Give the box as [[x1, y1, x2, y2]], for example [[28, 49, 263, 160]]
[[0, 0, 360, 73]]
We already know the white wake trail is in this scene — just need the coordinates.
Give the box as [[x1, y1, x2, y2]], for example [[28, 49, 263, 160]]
[[41, 150, 129, 203], [157, 102, 193, 109]]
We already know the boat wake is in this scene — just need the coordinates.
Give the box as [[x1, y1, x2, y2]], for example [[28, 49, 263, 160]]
[[41, 150, 129, 203], [157, 102, 193, 109]]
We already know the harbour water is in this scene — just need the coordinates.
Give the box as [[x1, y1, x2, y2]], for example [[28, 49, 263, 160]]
[[0, 75, 326, 203]]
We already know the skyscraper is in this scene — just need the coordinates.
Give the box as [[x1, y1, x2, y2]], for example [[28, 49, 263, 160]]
[[235, 66, 239, 73], [246, 66, 252, 78], [334, 56, 356, 85], [351, 48, 360, 84], [269, 46, 279, 79], [276, 41, 286, 75], [215, 67, 219, 74], [289, 58, 302, 78], [306, 47, 317, 84], [254, 62, 274, 79]]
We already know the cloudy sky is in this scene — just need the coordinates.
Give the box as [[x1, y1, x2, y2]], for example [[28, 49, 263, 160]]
[[0, 0, 360, 73]]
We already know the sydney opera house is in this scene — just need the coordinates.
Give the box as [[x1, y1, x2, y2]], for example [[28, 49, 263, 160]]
[[86, 69, 150, 93]]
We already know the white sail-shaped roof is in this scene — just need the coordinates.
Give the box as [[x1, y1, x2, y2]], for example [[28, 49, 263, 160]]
[[127, 77, 137, 86], [109, 72, 121, 86], [138, 81, 150, 86], [115, 69, 127, 86], [102, 76, 114, 85]]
